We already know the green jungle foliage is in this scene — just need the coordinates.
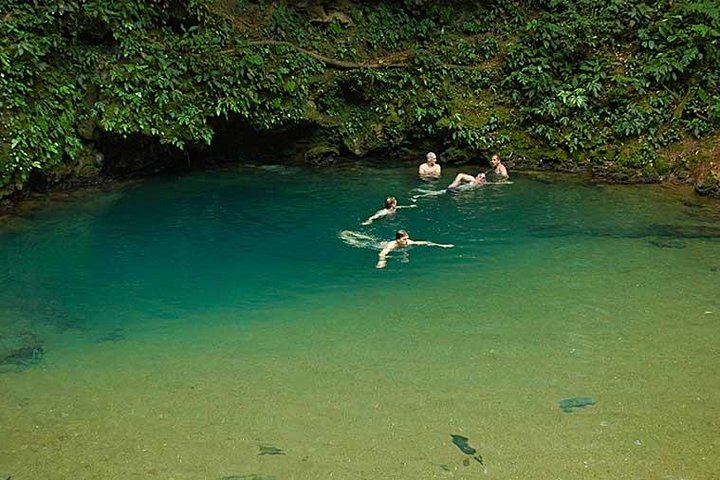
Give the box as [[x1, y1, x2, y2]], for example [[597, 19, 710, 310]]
[[1, 0, 719, 197]]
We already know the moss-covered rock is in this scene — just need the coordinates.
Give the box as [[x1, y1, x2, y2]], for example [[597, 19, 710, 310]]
[[304, 144, 340, 167]]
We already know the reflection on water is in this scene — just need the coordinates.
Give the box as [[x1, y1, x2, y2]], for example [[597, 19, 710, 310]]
[[0, 166, 719, 479]]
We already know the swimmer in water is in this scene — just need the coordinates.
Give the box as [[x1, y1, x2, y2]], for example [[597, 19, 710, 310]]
[[376, 229, 454, 269], [362, 196, 417, 225], [490, 154, 509, 179], [418, 152, 441, 178], [411, 172, 486, 201], [447, 172, 487, 190]]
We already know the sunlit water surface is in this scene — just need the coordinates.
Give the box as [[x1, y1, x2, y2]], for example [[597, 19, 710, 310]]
[[1, 164, 719, 479]]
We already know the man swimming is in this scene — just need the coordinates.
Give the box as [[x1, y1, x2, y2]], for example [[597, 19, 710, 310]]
[[411, 172, 486, 201], [362, 196, 417, 225], [376, 229, 454, 269]]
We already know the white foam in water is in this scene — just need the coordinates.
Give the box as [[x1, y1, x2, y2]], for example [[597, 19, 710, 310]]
[[337, 230, 383, 250]]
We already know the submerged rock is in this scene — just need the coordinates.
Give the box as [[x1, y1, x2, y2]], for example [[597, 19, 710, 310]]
[[2, 346, 45, 367], [0, 332, 45, 372], [95, 328, 126, 343], [220, 475, 276, 480], [647, 239, 687, 249], [559, 396, 596, 413]]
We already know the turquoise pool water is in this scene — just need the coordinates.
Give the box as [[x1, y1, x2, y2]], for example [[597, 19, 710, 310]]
[[1, 164, 719, 479]]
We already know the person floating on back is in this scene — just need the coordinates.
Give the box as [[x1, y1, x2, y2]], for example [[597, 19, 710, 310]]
[[362, 196, 417, 225], [447, 172, 487, 190], [418, 152, 441, 178], [412, 171, 486, 201], [376, 229, 453, 269]]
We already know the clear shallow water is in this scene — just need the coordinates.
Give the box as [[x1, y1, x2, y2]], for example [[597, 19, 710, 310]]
[[1, 164, 719, 479]]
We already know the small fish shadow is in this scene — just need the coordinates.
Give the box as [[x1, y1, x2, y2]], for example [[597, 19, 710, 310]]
[[220, 475, 276, 480], [258, 445, 284, 456], [647, 239, 686, 249], [559, 396, 596, 413], [450, 434, 484, 465], [95, 328, 126, 344]]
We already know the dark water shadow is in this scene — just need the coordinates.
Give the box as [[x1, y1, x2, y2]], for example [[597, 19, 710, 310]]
[[0, 332, 45, 373]]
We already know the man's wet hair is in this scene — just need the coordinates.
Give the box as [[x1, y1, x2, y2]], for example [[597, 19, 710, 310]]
[[395, 229, 409, 240]]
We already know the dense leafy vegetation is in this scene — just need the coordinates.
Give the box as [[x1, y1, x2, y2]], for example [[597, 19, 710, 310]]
[[1, 0, 719, 199]]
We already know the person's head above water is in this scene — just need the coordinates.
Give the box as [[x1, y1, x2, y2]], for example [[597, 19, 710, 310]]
[[476, 172, 487, 183], [419, 152, 441, 177], [385, 196, 398, 209], [490, 153, 509, 178], [395, 229, 410, 246]]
